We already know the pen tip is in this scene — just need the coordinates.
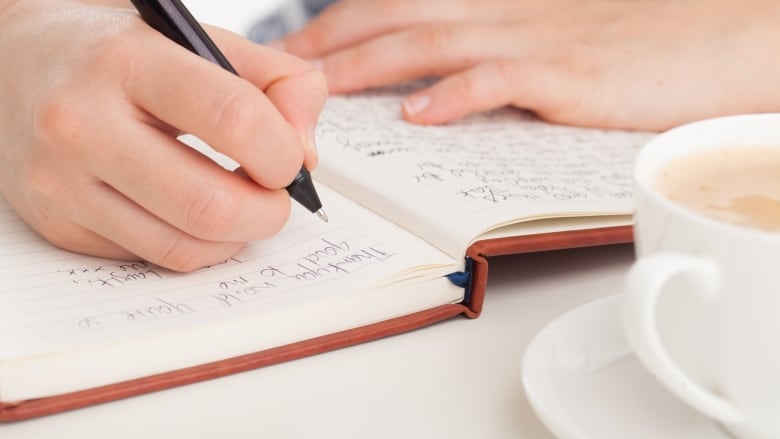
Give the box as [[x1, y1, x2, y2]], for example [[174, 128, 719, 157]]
[[316, 209, 329, 223]]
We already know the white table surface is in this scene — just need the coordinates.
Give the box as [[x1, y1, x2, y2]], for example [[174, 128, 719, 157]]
[[1, 244, 636, 439], [1, 3, 638, 437], [184, 0, 288, 37]]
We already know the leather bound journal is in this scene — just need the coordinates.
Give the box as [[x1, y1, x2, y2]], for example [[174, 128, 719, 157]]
[[0, 86, 652, 421]]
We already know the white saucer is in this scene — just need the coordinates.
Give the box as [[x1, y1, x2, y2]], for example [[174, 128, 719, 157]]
[[522, 294, 733, 439]]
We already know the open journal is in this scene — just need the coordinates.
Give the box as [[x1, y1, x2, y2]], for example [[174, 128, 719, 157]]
[[0, 84, 654, 421]]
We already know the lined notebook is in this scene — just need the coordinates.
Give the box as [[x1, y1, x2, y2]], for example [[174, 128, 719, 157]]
[[0, 83, 652, 420]]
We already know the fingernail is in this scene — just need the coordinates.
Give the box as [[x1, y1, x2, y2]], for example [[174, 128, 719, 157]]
[[403, 93, 431, 116], [265, 39, 286, 51]]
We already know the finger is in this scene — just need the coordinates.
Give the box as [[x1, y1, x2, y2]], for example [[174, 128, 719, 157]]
[[207, 27, 328, 171], [209, 26, 328, 138], [262, 68, 327, 170], [313, 23, 541, 94], [400, 59, 578, 125], [31, 220, 137, 262], [15, 166, 237, 269], [121, 24, 305, 189], [87, 110, 292, 243], [77, 180, 246, 272], [281, 0, 500, 58]]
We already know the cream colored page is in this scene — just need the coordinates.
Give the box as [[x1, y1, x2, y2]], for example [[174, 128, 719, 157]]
[[314, 84, 655, 258], [0, 185, 459, 358]]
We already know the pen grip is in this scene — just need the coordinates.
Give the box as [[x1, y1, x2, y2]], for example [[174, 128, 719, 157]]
[[129, 0, 325, 217]]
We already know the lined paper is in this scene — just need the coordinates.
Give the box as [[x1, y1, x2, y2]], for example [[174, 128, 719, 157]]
[[315, 84, 654, 257], [0, 185, 458, 357]]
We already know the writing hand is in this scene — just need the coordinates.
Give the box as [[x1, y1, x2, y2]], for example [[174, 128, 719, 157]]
[[277, 0, 780, 131], [0, 0, 327, 271]]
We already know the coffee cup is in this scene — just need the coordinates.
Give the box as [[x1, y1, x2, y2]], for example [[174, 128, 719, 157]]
[[620, 113, 780, 439]]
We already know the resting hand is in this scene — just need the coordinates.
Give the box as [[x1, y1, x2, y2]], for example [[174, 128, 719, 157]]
[[278, 0, 780, 130], [0, 0, 327, 271]]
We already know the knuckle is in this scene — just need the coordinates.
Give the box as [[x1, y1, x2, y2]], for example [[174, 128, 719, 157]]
[[416, 23, 456, 53], [558, 47, 600, 77], [184, 184, 240, 239], [300, 68, 329, 100], [115, 43, 147, 98], [91, 27, 146, 97], [450, 73, 480, 100], [492, 59, 520, 87], [97, 29, 135, 70], [155, 232, 203, 272], [294, 24, 327, 55], [34, 90, 88, 147], [211, 85, 262, 148]]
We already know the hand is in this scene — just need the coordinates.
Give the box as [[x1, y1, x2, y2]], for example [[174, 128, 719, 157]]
[[0, 0, 327, 271], [277, 0, 780, 131]]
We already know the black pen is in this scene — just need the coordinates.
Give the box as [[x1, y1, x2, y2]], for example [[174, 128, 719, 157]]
[[130, 0, 328, 222]]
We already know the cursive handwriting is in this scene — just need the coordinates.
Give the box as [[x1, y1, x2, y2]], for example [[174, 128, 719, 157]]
[[61, 261, 163, 288], [74, 238, 396, 328], [317, 83, 652, 208]]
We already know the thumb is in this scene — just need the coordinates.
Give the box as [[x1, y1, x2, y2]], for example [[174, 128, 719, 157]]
[[208, 26, 329, 169]]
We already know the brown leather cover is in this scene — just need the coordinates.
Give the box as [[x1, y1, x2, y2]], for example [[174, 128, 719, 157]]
[[0, 225, 633, 422]]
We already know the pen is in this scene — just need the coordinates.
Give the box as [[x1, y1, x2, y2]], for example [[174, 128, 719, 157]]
[[129, 0, 328, 222]]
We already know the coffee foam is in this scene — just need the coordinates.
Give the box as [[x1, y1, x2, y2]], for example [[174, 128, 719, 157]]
[[655, 146, 780, 232]]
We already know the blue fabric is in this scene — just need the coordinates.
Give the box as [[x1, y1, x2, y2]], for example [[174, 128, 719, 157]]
[[248, 0, 338, 43], [446, 270, 471, 289], [447, 257, 474, 306]]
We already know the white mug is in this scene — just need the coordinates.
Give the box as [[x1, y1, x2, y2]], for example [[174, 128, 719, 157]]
[[620, 114, 780, 439]]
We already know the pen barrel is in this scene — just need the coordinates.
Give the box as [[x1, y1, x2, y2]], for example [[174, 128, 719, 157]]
[[130, 0, 325, 218], [129, 0, 237, 73]]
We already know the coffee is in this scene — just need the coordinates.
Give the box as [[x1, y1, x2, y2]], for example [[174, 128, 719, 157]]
[[627, 115, 780, 439], [655, 146, 780, 232]]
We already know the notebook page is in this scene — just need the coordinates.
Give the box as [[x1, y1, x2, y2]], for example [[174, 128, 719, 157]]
[[0, 185, 460, 359], [314, 84, 655, 258]]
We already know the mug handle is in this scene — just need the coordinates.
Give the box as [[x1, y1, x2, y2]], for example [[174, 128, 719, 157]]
[[620, 252, 743, 424]]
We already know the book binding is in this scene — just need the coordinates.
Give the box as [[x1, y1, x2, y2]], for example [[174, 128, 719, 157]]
[[0, 225, 632, 421]]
